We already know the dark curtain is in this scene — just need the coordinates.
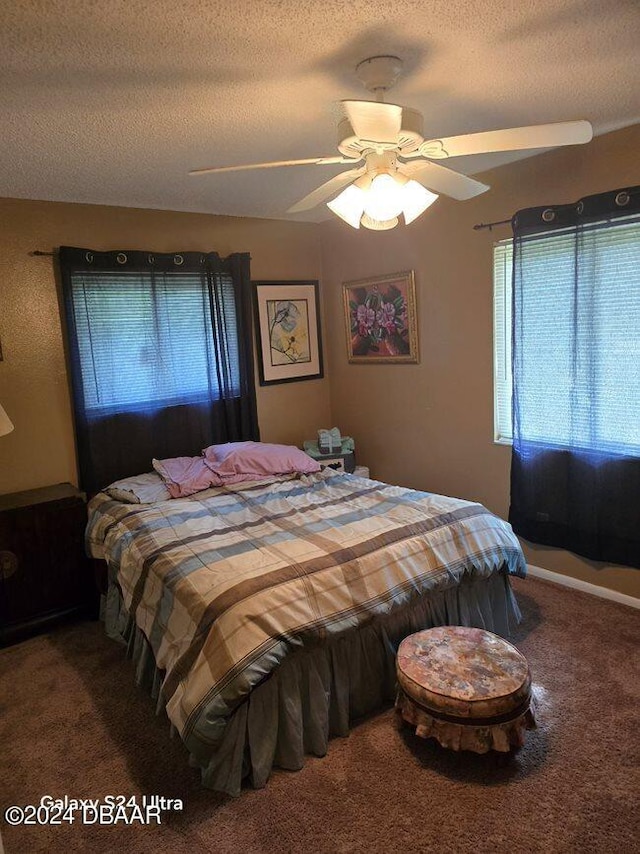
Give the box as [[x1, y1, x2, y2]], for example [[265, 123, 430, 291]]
[[60, 247, 259, 494], [509, 186, 640, 568]]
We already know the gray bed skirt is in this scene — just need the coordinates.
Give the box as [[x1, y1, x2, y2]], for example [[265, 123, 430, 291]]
[[105, 570, 521, 796]]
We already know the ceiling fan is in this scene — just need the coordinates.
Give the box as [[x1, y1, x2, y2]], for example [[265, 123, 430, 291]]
[[190, 56, 593, 230]]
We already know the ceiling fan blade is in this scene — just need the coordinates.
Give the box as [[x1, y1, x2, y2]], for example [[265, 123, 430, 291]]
[[189, 156, 356, 176], [342, 100, 402, 145], [287, 168, 365, 213], [401, 161, 490, 200], [422, 120, 593, 159]]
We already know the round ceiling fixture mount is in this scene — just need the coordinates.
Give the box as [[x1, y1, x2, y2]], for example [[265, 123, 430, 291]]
[[355, 56, 404, 95]]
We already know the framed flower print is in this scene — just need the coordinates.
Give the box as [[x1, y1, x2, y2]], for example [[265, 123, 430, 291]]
[[343, 271, 419, 363]]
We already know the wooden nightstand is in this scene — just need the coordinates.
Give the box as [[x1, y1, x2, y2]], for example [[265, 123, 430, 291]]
[[0, 483, 96, 645]]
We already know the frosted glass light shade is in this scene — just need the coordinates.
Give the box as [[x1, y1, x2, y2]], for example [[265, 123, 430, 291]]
[[0, 404, 14, 437], [327, 185, 366, 229], [402, 181, 439, 224], [362, 174, 406, 221]]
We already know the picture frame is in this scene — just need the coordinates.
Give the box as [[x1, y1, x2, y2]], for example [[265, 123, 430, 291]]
[[343, 270, 419, 363], [253, 280, 324, 385]]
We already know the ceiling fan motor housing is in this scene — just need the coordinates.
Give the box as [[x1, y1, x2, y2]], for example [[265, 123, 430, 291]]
[[337, 108, 424, 159]]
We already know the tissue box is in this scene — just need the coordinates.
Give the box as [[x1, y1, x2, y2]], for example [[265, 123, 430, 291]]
[[302, 440, 355, 473], [315, 452, 355, 474]]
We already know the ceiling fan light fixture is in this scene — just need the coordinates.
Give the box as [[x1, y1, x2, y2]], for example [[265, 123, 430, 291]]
[[327, 184, 366, 228], [328, 171, 437, 230], [401, 180, 439, 224]]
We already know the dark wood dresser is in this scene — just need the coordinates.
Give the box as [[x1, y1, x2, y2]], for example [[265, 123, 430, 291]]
[[0, 483, 96, 645]]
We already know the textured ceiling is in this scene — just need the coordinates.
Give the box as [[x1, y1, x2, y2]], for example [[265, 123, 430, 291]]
[[1, 0, 638, 222]]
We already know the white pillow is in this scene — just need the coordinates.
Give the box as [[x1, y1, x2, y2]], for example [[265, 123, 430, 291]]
[[104, 472, 172, 504]]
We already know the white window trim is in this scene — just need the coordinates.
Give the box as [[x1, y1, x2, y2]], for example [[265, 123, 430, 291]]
[[493, 238, 513, 445]]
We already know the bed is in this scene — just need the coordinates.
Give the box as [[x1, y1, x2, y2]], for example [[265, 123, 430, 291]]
[[87, 465, 526, 796]]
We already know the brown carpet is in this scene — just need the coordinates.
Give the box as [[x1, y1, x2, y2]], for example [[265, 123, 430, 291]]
[[1, 576, 638, 854]]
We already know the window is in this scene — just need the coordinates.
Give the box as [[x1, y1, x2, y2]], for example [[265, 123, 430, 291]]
[[60, 247, 259, 494], [70, 269, 241, 416], [493, 217, 640, 455]]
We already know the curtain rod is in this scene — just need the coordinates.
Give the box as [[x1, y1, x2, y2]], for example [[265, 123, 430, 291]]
[[30, 218, 513, 255], [32, 218, 510, 254], [473, 218, 512, 231]]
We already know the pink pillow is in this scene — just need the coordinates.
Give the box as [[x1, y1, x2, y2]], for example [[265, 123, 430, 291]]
[[152, 456, 220, 498], [203, 441, 320, 479], [204, 441, 257, 463]]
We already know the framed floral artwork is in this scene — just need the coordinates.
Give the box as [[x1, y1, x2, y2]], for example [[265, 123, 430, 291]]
[[253, 280, 324, 385], [343, 271, 419, 363]]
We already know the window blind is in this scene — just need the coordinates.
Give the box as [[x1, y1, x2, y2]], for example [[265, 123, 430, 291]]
[[494, 215, 640, 455], [70, 269, 241, 416]]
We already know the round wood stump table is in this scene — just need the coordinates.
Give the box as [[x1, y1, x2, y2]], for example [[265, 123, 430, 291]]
[[396, 626, 536, 753]]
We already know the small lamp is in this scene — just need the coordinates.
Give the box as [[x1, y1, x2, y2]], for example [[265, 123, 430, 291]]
[[0, 404, 14, 437]]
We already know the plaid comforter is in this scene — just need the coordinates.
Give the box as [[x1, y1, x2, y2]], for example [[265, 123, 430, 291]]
[[87, 470, 526, 761]]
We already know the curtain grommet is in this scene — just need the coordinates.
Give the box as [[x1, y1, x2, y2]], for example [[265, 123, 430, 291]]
[[542, 209, 555, 223], [174, 254, 184, 266], [116, 253, 127, 265], [85, 252, 94, 264], [148, 254, 155, 264], [576, 202, 584, 215], [615, 191, 630, 207]]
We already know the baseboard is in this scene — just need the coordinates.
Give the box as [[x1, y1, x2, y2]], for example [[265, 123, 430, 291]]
[[526, 564, 640, 610]]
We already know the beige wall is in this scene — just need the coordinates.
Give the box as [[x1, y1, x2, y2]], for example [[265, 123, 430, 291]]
[[0, 199, 330, 494], [320, 124, 639, 598]]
